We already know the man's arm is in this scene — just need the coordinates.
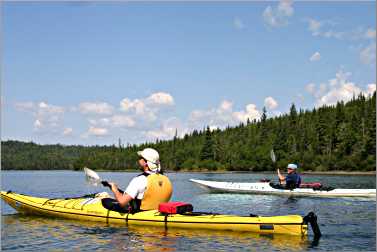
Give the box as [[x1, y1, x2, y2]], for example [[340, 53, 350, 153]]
[[110, 182, 133, 208], [277, 169, 286, 182]]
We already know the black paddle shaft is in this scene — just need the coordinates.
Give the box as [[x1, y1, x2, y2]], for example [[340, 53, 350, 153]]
[[101, 181, 124, 194]]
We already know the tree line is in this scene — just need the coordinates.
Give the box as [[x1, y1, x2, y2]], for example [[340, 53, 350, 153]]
[[1, 92, 375, 171]]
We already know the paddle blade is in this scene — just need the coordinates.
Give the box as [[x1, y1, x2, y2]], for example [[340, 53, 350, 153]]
[[270, 149, 276, 163], [84, 167, 101, 186]]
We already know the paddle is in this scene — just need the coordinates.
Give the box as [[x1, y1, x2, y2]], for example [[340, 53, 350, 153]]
[[84, 167, 124, 194], [270, 149, 276, 165], [271, 149, 282, 184], [258, 150, 277, 183]]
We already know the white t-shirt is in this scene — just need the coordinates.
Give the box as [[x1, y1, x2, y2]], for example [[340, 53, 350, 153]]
[[124, 175, 148, 200]]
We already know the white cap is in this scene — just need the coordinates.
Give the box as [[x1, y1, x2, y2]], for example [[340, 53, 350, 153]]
[[287, 163, 298, 169], [137, 148, 161, 172]]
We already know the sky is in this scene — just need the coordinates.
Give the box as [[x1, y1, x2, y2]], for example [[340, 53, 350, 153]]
[[1, 1, 376, 146]]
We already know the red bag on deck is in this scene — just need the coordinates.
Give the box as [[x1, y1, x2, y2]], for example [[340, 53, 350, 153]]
[[158, 202, 193, 214], [300, 182, 322, 189]]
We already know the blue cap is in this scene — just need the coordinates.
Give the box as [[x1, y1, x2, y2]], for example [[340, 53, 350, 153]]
[[287, 163, 298, 169]]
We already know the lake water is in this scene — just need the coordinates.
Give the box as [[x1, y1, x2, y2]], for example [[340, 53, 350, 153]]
[[1, 171, 376, 251]]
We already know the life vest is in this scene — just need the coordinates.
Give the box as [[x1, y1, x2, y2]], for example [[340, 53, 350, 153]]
[[286, 173, 301, 189], [140, 173, 173, 210]]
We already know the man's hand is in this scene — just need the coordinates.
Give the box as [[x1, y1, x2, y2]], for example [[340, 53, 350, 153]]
[[109, 182, 118, 193], [277, 168, 285, 183]]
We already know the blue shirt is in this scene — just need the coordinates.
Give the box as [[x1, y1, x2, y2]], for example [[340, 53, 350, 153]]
[[286, 172, 301, 189]]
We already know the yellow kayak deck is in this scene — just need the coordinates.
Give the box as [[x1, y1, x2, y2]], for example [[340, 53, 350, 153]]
[[1, 191, 309, 236]]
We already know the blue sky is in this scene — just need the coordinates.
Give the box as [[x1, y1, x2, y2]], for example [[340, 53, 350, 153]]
[[2, 1, 376, 146]]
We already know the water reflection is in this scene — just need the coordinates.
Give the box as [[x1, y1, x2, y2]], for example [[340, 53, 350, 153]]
[[122, 225, 311, 252], [2, 214, 312, 252]]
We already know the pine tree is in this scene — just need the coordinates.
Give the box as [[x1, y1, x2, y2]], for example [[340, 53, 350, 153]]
[[259, 107, 268, 142], [315, 109, 328, 155], [200, 126, 214, 161]]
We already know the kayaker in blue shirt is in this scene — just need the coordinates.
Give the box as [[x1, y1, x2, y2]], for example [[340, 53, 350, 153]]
[[277, 163, 301, 189]]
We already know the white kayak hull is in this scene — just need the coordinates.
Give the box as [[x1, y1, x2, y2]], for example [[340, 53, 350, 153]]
[[190, 179, 376, 198]]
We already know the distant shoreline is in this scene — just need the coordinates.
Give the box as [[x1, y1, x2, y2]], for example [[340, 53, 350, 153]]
[[2, 169, 375, 176], [299, 171, 376, 176]]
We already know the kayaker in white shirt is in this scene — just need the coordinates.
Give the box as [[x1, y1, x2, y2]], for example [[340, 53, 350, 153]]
[[106, 148, 173, 213]]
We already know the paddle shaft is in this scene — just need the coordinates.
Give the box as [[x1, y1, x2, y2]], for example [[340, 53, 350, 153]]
[[271, 149, 282, 184], [101, 181, 124, 194]]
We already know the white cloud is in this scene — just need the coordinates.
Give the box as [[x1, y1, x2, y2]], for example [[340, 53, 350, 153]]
[[189, 110, 216, 129], [75, 92, 176, 141], [100, 118, 111, 125], [310, 52, 321, 62], [306, 70, 374, 107], [360, 43, 376, 65], [120, 98, 146, 114], [63, 128, 73, 136], [349, 27, 376, 41], [79, 102, 113, 115], [318, 83, 328, 96], [189, 110, 207, 120], [145, 117, 187, 141], [305, 82, 329, 98], [87, 126, 108, 136], [188, 100, 261, 130], [263, 0, 294, 27], [88, 115, 136, 128], [37, 103, 64, 118], [14, 101, 67, 133], [219, 100, 233, 111], [120, 98, 156, 122], [323, 30, 344, 39], [305, 83, 316, 95], [306, 18, 376, 43], [120, 92, 174, 122], [264, 97, 278, 110], [233, 17, 245, 30], [263, 7, 278, 27], [278, 0, 294, 16], [88, 118, 110, 127], [34, 119, 42, 129], [111, 115, 136, 127], [367, 83, 376, 95], [21, 101, 66, 131], [233, 104, 260, 123], [318, 83, 360, 106], [189, 101, 233, 129], [308, 18, 322, 36], [146, 92, 174, 106], [15, 102, 35, 112], [37, 102, 65, 114], [306, 18, 344, 39]]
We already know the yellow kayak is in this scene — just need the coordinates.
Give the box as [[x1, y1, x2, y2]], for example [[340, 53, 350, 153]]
[[1, 191, 317, 236]]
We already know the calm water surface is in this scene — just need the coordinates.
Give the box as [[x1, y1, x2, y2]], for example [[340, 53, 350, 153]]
[[1, 171, 376, 251]]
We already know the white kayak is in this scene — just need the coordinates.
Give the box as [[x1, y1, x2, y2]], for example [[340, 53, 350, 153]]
[[190, 179, 376, 198]]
